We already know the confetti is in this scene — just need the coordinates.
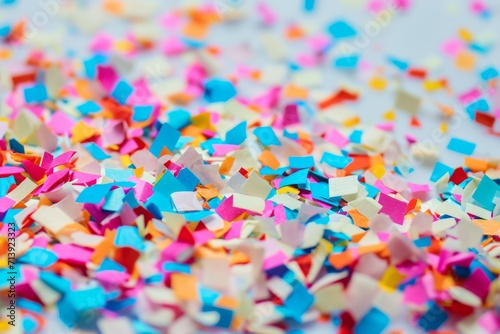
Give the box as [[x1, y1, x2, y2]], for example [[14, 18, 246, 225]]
[[0, 2, 499, 334]]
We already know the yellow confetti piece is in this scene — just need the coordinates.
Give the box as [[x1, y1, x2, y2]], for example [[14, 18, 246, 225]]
[[114, 40, 134, 53], [133, 167, 144, 178], [342, 116, 360, 127], [382, 110, 396, 121], [370, 164, 386, 179], [423, 80, 444, 91], [380, 266, 406, 292], [191, 112, 212, 129], [440, 123, 448, 133], [369, 77, 387, 91], [120, 155, 132, 168], [277, 186, 300, 195], [71, 121, 99, 144], [458, 28, 474, 43]]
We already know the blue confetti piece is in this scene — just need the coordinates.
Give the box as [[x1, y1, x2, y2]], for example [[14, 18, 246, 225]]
[[181, 37, 206, 47], [200, 305, 234, 329], [123, 190, 140, 208], [349, 129, 362, 144], [132, 105, 154, 122], [9, 138, 24, 154], [280, 169, 309, 188], [328, 20, 357, 39], [200, 138, 225, 155], [413, 237, 431, 248], [177, 168, 200, 191], [0, 176, 15, 197], [354, 308, 390, 334], [320, 152, 352, 169], [289, 156, 315, 169], [115, 226, 145, 251], [183, 210, 213, 222], [67, 287, 107, 312], [254, 127, 281, 146], [97, 258, 126, 272], [18, 247, 58, 268], [204, 79, 237, 103], [83, 142, 111, 160], [111, 80, 133, 105], [163, 262, 191, 273], [465, 98, 489, 119], [150, 123, 181, 157], [23, 314, 38, 333], [18, 298, 43, 314], [146, 193, 174, 213], [480, 67, 498, 81], [417, 302, 448, 331], [102, 187, 126, 212], [225, 121, 247, 145], [24, 84, 48, 104], [430, 162, 453, 183], [362, 183, 379, 198], [283, 281, 314, 320], [260, 166, 288, 176], [200, 287, 221, 305], [76, 182, 135, 204], [76, 184, 114, 204], [472, 175, 499, 211], [106, 298, 136, 312], [175, 136, 193, 150], [77, 101, 101, 115], [469, 42, 491, 54], [334, 55, 359, 69], [105, 168, 134, 181], [0, 25, 11, 37], [153, 170, 185, 197], [133, 320, 161, 334], [447, 138, 476, 155], [284, 129, 299, 140], [388, 56, 409, 71], [304, 0, 315, 11], [168, 109, 191, 130], [40, 272, 70, 293], [83, 54, 107, 78]]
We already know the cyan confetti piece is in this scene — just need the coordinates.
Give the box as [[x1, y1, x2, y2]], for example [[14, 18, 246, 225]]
[[447, 138, 476, 155], [225, 121, 247, 145], [430, 162, 454, 182], [168, 109, 191, 130], [133, 105, 154, 122], [417, 302, 448, 331], [254, 127, 281, 146], [328, 20, 357, 39], [354, 308, 390, 334], [77, 101, 101, 115], [289, 156, 315, 169], [18, 247, 58, 268], [204, 79, 237, 103], [83, 142, 111, 160], [150, 123, 181, 157], [115, 226, 145, 251], [320, 152, 352, 169], [111, 80, 133, 105], [334, 55, 359, 69], [24, 84, 48, 103]]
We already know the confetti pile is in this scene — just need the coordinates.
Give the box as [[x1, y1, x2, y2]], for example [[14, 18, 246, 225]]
[[0, 1, 500, 333]]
